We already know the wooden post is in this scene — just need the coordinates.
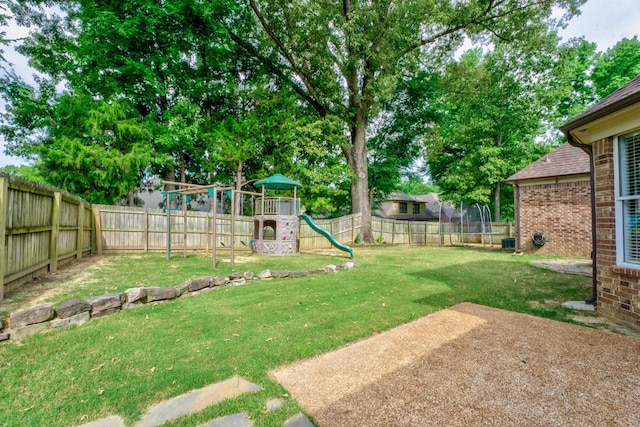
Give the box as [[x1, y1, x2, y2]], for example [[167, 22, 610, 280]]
[[143, 209, 149, 252], [330, 219, 334, 245], [205, 211, 210, 252], [0, 177, 9, 300], [166, 207, 171, 260], [93, 205, 103, 255], [212, 188, 217, 269], [425, 222, 428, 246], [351, 214, 355, 245], [230, 190, 235, 267], [90, 205, 96, 254], [183, 199, 187, 259], [49, 192, 61, 273], [76, 202, 85, 260]]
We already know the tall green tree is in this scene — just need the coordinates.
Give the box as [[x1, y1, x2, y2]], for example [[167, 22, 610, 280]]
[[426, 47, 557, 220], [553, 37, 640, 126], [367, 69, 443, 206], [0, 5, 10, 68], [0, 79, 153, 203], [7, 0, 242, 193], [552, 38, 598, 124], [397, 174, 440, 197], [232, 0, 584, 241], [592, 36, 640, 99], [207, 86, 349, 216], [0, 164, 45, 182]]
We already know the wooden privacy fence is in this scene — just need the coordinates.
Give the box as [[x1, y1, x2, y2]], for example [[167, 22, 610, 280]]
[[1, 179, 514, 300], [93, 207, 513, 253], [372, 218, 514, 246], [93, 205, 254, 254], [0, 174, 92, 300]]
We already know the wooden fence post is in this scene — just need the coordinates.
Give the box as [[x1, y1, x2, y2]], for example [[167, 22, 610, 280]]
[[0, 177, 8, 300], [49, 192, 61, 273], [76, 202, 84, 260], [351, 215, 355, 244], [93, 205, 103, 255], [143, 209, 149, 252], [90, 205, 96, 254]]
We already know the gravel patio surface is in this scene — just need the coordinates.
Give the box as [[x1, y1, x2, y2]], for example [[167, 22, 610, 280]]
[[272, 303, 640, 427]]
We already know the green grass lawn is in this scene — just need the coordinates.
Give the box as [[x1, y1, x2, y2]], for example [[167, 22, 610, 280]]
[[0, 246, 592, 427]]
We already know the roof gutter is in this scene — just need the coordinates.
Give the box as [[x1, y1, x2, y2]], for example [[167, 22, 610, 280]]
[[515, 183, 522, 254], [559, 91, 640, 135], [566, 133, 597, 305]]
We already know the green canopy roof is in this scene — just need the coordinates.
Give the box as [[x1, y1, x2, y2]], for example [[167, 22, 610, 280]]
[[254, 174, 302, 190]]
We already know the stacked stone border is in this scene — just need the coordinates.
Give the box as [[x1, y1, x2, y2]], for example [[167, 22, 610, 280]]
[[0, 262, 357, 343]]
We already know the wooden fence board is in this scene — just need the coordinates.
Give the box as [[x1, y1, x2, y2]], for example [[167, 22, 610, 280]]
[[0, 174, 92, 298], [1, 177, 514, 300]]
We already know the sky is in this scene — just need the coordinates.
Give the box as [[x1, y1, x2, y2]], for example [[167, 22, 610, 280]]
[[1, 0, 640, 167]]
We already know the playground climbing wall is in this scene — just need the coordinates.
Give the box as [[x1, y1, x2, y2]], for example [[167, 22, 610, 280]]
[[253, 215, 300, 256]]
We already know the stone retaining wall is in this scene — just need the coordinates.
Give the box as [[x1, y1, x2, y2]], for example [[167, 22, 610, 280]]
[[0, 262, 356, 343]]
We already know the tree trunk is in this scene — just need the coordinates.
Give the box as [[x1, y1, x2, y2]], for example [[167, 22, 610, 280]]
[[494, 182, 501, 222], [346, 119, 374, 244], [127, 190, 134, 207]]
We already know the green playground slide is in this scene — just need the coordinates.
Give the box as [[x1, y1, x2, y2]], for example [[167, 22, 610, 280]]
[[300, 213, 354, 259]]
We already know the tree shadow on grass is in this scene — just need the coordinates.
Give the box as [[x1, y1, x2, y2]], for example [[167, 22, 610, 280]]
[[408, 260, 591, 318]]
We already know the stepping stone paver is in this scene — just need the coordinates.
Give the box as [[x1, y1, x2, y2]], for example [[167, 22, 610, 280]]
[[283, 413, 314, 427], [135, 375, 262, 427], [561, 300, 596, 311], [77, 415, 126, 427], [199, 411, 253, 427]]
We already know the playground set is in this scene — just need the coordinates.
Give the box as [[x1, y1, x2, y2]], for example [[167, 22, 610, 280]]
[[161, 174, 353, 269]]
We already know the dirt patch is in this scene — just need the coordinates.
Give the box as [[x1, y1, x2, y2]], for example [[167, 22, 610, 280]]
[[530, 259, 593, 276], [526, 299, 559, 309], [0, 255, 109, 319], [568, 313, 640, 338], [273, 303, 640, 427]]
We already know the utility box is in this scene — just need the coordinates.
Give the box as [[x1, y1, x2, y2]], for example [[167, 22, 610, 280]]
[[501, 238, 516, 250]]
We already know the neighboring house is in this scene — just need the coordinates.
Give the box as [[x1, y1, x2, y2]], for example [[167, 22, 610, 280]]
[[560, 74, 640, 327], [504, 143, 592, 257], [413, 193, 456, 222], [375, 191, 439, 221]]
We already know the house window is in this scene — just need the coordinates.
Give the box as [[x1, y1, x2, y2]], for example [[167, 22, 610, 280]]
[[413, 204, 420, 214], [399, 202, 407, 214], [617, 130, 640, 265]]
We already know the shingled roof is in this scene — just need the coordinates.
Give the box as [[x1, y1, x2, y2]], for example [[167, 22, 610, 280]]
[[560, 74, 640, 134], [504, 143, 590, 182], [387, 191, 418, 202]]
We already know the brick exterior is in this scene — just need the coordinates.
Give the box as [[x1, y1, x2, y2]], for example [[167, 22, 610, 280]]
[[592, 137, 640, 327], [515, 178, 592, 257]]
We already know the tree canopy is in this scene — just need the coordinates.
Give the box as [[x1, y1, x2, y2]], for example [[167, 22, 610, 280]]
[[8, 0, 640, 230], [232, 0, 584, 240]]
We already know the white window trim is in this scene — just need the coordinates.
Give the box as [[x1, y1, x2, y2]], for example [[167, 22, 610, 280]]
[[614, 134, 624, 266], [614, 132, 640, 267]]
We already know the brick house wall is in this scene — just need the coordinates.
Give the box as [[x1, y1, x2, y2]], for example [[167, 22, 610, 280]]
[[558, 74, 640, 328], [516, 178, 592, 257], [592, 137, 640, 326]]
